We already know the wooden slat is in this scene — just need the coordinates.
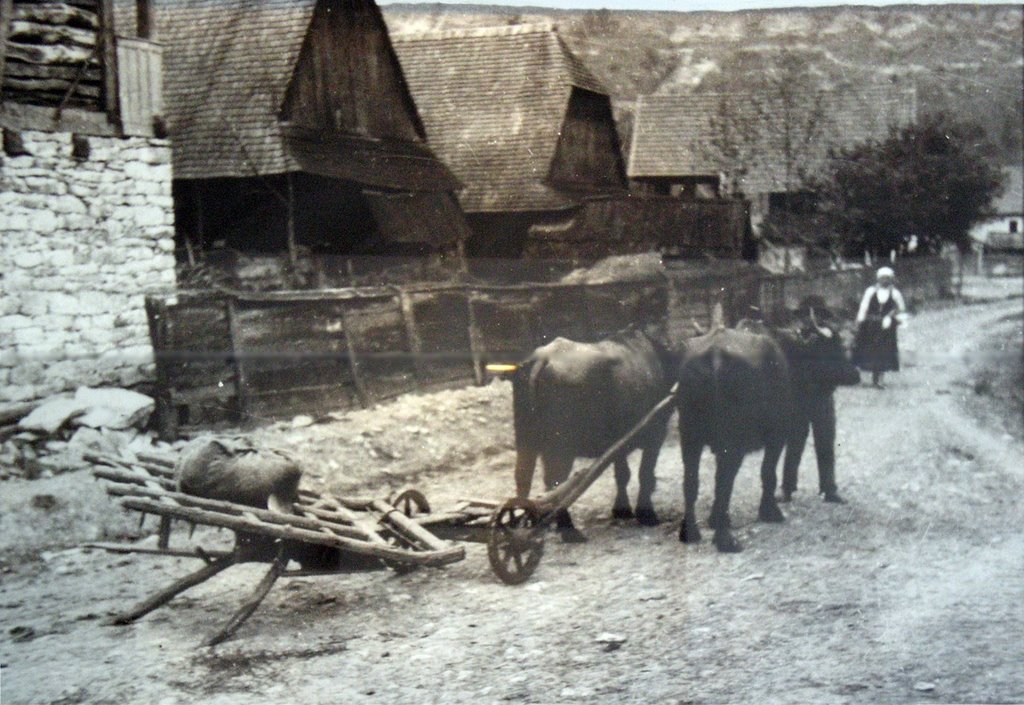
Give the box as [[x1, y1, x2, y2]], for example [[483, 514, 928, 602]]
[[13, 3, 99, 29], [8, 19, 97, 46], [4, 41, 97, 65]]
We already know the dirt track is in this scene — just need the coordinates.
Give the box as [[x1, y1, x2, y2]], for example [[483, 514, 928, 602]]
[[1, 291, 1022, 705]]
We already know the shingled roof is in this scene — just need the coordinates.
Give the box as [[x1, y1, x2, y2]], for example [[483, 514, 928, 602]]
[[159, 0, 454, 190], [628, 86, 917, 195], [391, 24, 611, 213]]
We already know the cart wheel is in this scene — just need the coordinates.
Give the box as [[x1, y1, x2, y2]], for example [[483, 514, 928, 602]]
[[389, 488, 431, 518], [487, 498, 545, 585]]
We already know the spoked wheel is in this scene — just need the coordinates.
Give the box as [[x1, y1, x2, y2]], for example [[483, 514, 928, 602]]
[[389, 488, 431, 518], [383, 488, 431, 574], [487, 498, 545, 585]]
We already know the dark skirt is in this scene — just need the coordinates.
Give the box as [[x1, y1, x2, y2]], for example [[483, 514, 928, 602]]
[[853, 318, 900, 373]]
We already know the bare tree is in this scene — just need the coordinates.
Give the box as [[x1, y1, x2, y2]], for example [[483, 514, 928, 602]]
[[701, 50, 831, 270]]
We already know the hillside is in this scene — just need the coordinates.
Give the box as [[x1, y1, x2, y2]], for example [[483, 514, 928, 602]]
[[382, 3, 1024, 163]]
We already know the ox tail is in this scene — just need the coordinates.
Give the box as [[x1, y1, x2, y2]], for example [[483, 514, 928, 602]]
[[511, 358, 545, 446], [710, 344, 725, 449]]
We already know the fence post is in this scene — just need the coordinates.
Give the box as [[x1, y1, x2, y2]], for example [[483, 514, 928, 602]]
[[225, 298, 249, 420], [398, 289, 426, 386], [466, 289, 485, 385], [340, 307, 370, 408], [145, 296, 178, 441]]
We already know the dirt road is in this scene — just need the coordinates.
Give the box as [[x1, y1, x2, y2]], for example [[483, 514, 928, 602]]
[[1, 294, 1021, 705]]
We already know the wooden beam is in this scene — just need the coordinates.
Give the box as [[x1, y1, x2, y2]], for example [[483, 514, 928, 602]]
[[13, 3, 100, 29], [99, 0, 118, 123], [204, 555, 286, 646], [107, 556, 235, 625]]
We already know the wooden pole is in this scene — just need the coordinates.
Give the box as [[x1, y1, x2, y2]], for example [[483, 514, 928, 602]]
[[398, 290, 426, 385], [225, 298, 249, 419], [205, 554, 286, 647], [340, 308, 370, 408], [107, 556, 234, 625], [285, 173, 298, 270], [534, 387, 679, 516], [84, 542, 233, 560], [466, 291, 485, 385]]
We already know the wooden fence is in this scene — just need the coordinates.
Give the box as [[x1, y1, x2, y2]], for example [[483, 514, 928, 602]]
[[145, 279, 668, 434], [146, 257, 952, 436]]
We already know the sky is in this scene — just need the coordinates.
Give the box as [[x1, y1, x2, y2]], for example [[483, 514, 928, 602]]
[[381, 0, 1012, 10]]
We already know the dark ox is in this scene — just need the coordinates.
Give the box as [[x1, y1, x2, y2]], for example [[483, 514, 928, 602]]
[[676, 308, 859, 552], [512, 326, 676, 542], [740, 303, 861, 504]]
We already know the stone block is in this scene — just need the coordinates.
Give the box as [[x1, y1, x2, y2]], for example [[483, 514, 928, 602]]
[[0, 212, 31, 231], [51, 195, 87, 215], [28, 210, 61, 234], [20, 294, 49, 317], [13, 251, 44, 268], [23, 177, 67, 196], [47, 292, 81, 315], [50, 249, 75, 267], [0, 314, 33, 331], [11, 325, 45, 346], [0, 385, 38, 403]]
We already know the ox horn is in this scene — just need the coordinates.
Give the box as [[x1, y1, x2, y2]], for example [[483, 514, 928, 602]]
[[808, 308, 833, 338]]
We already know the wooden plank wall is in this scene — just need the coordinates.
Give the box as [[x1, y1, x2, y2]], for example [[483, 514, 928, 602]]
[[2, 0, 106, 110]]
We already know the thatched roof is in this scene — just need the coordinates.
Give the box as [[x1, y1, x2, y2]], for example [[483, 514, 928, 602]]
[[392, 23, 612, 213], [159, 0, 455, 190], [628, 86, 917, 195]]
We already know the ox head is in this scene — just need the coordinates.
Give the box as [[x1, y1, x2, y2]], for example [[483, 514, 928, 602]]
[[775, 299, 860, 390]]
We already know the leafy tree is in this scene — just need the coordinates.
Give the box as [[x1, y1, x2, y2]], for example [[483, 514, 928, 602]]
[[819, 113, 1004, 258]]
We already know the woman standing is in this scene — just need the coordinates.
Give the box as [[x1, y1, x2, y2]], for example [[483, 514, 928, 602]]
[[853, 267, 907, 388]]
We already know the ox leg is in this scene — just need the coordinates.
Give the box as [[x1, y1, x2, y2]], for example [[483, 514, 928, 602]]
[[813, 396, 844, 504], [543, 453, 587, 544], [708, 452, 743, 553], [679, 438, 703, 544], [781, 417, 810, 503], [612, 456, 634, 520], [635, 443, 663, 526], [514, 448, 538, 499], [758, 439, 786, 523]]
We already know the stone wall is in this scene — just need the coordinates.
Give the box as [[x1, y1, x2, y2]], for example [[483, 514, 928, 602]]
[[1, 129, 176, 404]]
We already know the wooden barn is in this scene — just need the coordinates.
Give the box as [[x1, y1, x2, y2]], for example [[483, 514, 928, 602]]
[[159, 0, 469, 265], [628, 86, 918, 234], [391, 23, 632, 259]]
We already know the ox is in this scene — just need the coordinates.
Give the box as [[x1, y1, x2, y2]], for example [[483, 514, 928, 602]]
[[676, 308, 858, 552], [740, 302, 861, 504], [511, 325, 676, 542]]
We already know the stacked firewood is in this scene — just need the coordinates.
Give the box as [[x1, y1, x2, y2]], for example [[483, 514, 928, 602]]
[[2, 0, 105, 110]]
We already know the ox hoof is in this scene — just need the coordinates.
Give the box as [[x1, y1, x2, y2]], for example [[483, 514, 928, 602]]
[[611, 506, 634, 521], [558, 527, 589, 544], [823, 491, 846, 504], [713, 532, 743, 553], [779, 491, 794, 504], [679, 518, 701, 544], [758, 500, 785, 523], [635, 508, 660, 527]]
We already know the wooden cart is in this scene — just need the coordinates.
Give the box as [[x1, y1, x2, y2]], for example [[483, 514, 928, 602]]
[[87, 451, 465, 646], [402, 385, 680, 585]]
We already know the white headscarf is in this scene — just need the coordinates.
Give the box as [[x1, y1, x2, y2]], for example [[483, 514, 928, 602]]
[[876, 266, 895, 281]]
